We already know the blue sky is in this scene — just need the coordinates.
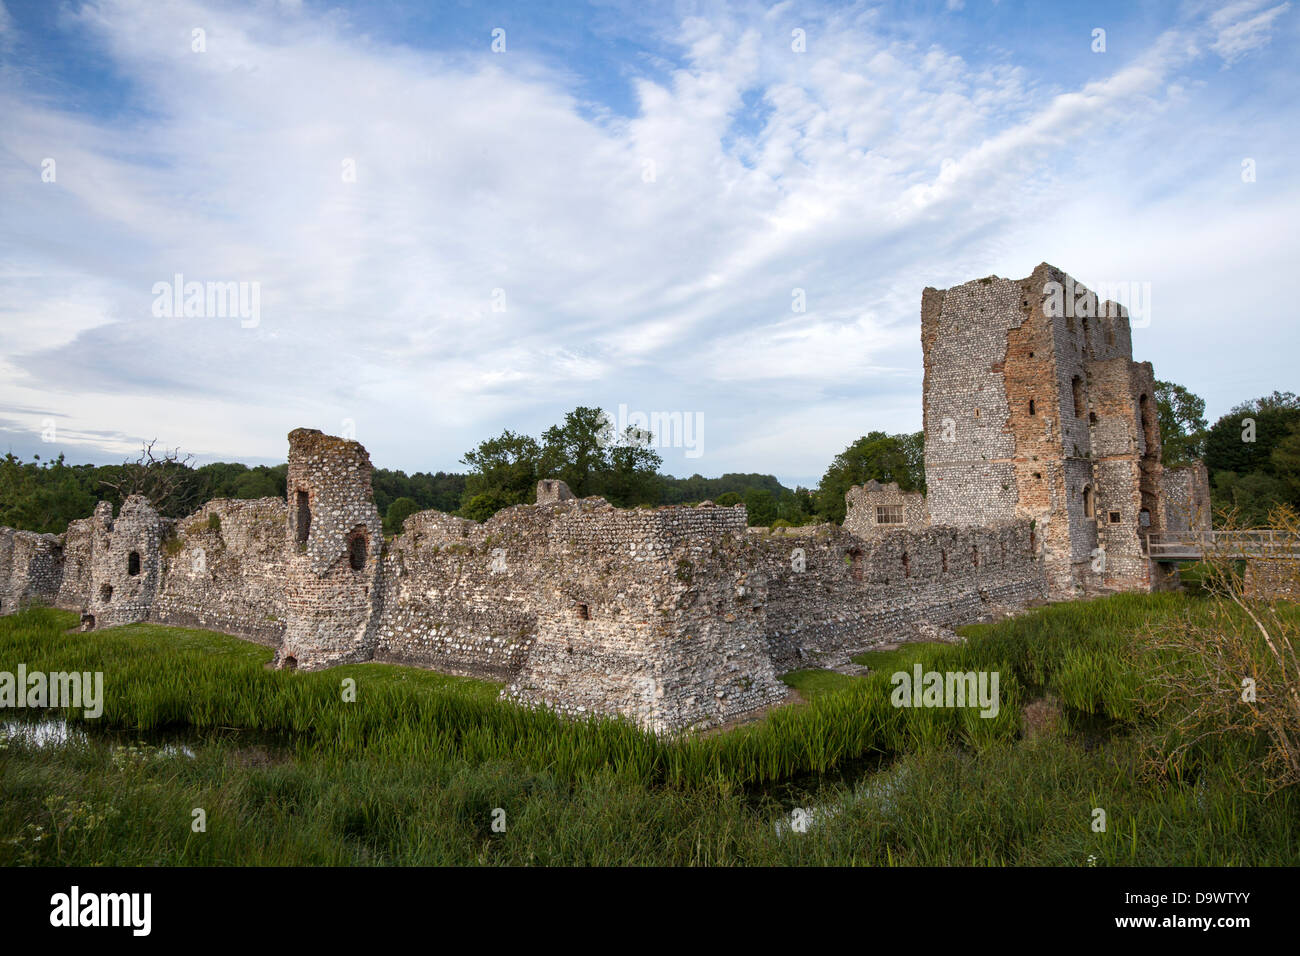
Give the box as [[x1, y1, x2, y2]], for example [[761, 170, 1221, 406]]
[[0, 0, 1296, 489]]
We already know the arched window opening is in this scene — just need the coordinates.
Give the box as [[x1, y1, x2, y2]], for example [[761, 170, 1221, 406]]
[[1072, 376, 1086, 419], [902, 552, 910, 578], [849, 548, 864, 582], [282, 656, 298, 670], [127, 551, 140, 576], [100, 583, 113, 603], [1083, 485, 1095, 519], [1028, 398, 1036, 416], [348, 532, 367, 571], [941, 549, 948, 573], [972, 545, 980, 568], [575, 603, 590, 621], [295, 490, 311, 545]]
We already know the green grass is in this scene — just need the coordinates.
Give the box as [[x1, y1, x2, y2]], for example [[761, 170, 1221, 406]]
[[2, 594, 1298, 866], [780, 668, 863, 697]]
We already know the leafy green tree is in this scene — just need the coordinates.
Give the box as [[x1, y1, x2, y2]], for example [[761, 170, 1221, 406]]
[[714, 492, 742, 507], [601, 425, 663, 507], [1206, 392, 1300, 516], [458, 429, 542, 514], [1212, 470, 1293, 526], [460, 490, 514, 523], [1155, 380, 1208, 466], [743, 488, 778, 526], [384, 496, 422, 535], [814, 430, 924, 524], [1205, 391, 1300, 478], [1270, 421, 1300, 505], [539, 406, 611, 498]]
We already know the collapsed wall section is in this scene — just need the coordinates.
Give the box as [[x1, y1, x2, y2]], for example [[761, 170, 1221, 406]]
[[154, 498, 289, 646]]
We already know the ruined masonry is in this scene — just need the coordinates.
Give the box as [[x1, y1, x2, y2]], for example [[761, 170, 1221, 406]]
[[0, 264, 1215, 732]]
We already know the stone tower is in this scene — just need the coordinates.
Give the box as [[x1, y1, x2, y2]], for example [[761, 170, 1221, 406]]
[[277, 428, 383, 669], [85, 496, 167, 628], [921, 263, 1163, 596]]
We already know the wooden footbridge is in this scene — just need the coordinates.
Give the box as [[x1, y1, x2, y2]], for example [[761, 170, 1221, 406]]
[[1144, 530, 1300, 563]]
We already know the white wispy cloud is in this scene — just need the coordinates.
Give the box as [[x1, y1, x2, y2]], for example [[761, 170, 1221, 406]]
[[0, 0, 1296, 486]]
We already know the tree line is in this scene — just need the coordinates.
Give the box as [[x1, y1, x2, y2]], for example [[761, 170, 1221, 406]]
[[3, 386, 1296, 537]]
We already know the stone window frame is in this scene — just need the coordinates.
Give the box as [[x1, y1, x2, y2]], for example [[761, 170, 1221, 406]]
[[347, 528, 369, 572], [875, 505, 905, 526]]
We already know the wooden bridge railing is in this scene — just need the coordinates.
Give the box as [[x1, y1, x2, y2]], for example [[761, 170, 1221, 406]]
[[1144, 530, 1300, 561]]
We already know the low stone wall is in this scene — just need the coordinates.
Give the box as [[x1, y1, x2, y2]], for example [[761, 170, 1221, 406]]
[[1244, 559, 1300, 602], [153, 498, 289, 646], [754, 520, 1047, 669], [372, 506, 548, 679], [0, 527, 64, 615], [375, 497, 785, 731]]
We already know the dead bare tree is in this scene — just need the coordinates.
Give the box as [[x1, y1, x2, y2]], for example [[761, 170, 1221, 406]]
[[1142, 503, 1300, 793], [98, 439, 201, 517]]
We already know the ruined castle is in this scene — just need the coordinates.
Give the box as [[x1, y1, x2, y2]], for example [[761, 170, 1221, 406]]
[[0, 265, 1212, 732]]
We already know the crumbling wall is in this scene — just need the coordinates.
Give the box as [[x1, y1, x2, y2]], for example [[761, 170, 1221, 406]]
[[921, 278, 1023, 527], [535, 479, 575, 505], [373, 507, 547, 678], [503, 500, 784, 732], [0, 528, 63, 615], [54, 518, 93, 611], [153, 498, 289, 646], [86, 497, 168, 629], [843, 480, 929, 538]]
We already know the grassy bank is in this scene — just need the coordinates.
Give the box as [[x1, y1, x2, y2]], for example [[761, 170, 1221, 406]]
[[1, 595, 1297, 865]]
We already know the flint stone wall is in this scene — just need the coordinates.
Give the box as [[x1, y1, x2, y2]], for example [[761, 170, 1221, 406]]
[[55, 518, 93, 611], [1162, 463, 1213, 535], [278, 428, 383, 669], [843, 480, 929, 539], [755, 520, 1047, 669], [153, 498, 289, 646], [0, 527, 64, 615], [86, 497, 169, 628]]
